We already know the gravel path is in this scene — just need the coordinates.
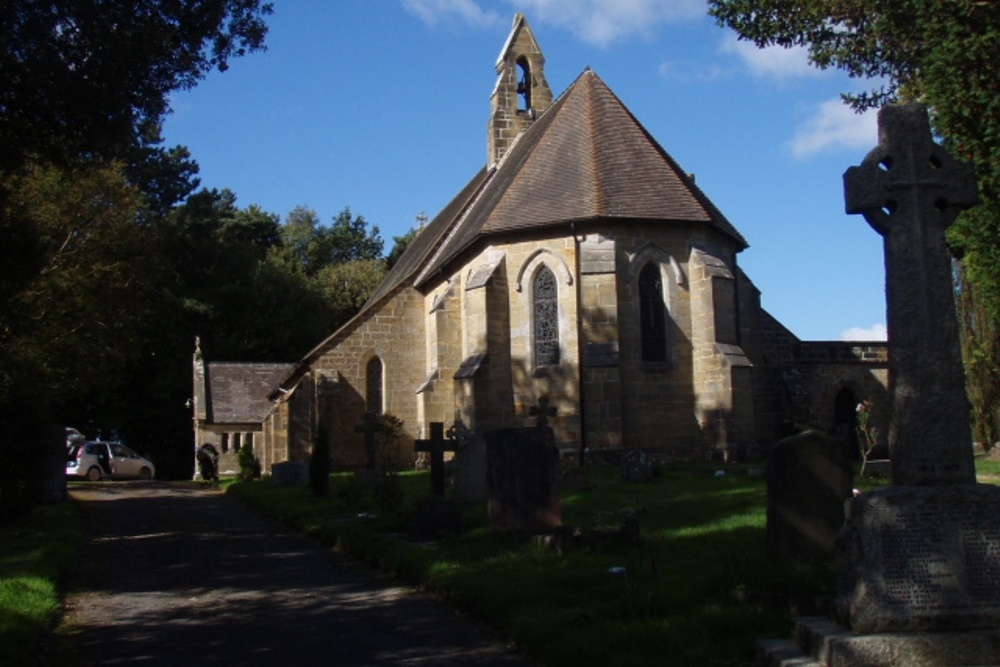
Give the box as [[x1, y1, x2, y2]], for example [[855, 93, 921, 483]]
[[61, 481, 534, 666]]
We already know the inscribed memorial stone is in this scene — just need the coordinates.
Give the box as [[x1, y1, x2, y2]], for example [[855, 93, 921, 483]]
[[837, 103, 1000, 635], [486, 426, 561, 532], [844, 103, 978, 486], [765, 430, 852, 563]]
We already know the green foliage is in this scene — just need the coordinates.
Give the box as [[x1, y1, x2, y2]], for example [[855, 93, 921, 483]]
[[0, 0, 272, 171], [274, 206, 384, 276], [0, 161, 154, 408], [237, 443, 261, 481], [309, 424, 331, 497], [386, 225, 421, 270], [228, 465, 833, 666], [0, 502, 81, 666], [709, 0, 1000, 449]]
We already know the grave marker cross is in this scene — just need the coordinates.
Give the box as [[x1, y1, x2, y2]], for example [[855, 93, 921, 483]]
[[529, 396, 557, 429], [354, 411, 378, 470], [414, 422, 458, 497], [843, 103, 979, 485]]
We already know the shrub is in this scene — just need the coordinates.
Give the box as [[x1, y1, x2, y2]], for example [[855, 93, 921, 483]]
[[237, 442, 261, 481]]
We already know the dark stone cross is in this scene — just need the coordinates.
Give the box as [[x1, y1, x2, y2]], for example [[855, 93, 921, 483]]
[[844, 103, 979, 485], [354, 411, 377, 470], [414, 422, 458, 497], [529, 396, 557, 429]]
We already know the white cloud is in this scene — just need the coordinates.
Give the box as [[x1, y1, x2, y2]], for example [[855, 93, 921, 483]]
[[401, 0, 706, 47], [657, 59, 730, 83], [719, 35, 819, 80], [507, 0, 705, 47], [840, 323, 887, 342], [790, 98, 878, 159], [400, 0, 502, 28]]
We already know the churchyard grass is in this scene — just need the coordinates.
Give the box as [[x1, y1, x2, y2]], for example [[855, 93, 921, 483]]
[[227, 464, 835, 666], [229, 456, 1000, 665], [1, 455, 995, 666], [0, 502, 81, 667]]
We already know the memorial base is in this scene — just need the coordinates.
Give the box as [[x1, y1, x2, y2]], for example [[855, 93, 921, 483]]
[[758, 616, 1000, 667], [836, 484, 1000, 634]]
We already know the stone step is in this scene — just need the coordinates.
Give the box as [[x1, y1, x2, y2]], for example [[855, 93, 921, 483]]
[[763, 616, 1000, 667], [755, 638, 823, 667]]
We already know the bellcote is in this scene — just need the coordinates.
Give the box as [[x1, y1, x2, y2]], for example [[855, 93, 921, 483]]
[[487, 14, 553, 169]]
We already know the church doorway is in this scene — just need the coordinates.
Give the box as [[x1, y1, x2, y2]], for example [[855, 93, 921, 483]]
[[834, 386, 859, 460]]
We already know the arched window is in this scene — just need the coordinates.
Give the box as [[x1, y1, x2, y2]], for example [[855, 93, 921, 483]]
[[516, 56, 531, 111], [639, 262, 668, 362], [533, 266, 559, 366], [366, 356, 383, 414]]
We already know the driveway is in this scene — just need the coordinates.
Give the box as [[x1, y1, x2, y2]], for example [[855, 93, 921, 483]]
[[60, 482, 534, 666]]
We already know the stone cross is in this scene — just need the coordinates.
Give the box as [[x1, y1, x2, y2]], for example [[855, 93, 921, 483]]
[[843, 103, 979, 485], [354, 411, 378, 470], [414, 422, 458, 497], [529, 396, 557, 429]]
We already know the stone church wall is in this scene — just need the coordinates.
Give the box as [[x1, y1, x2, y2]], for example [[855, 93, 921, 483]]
[[307, 287, 427, 469]]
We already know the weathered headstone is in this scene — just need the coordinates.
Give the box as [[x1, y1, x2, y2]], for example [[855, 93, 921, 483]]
[[271, 460, 307, 486], [837, 103, 1000, 636], [354, 411, 378, 470], [765, 430, 852, 563], [620, 449, 653, 483], [449, 420, 488, 504], [486, 426, 561, 532], [414, 422, 458, 498]]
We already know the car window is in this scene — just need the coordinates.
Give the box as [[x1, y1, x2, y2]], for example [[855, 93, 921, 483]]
[[110, 444, 129, 458]]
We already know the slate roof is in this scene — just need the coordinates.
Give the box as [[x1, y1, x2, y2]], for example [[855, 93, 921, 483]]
[[205, 363, 294, 424], [363, 68, 747, 310]]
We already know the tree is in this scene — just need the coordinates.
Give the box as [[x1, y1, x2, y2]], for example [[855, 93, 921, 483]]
[[327, 207, 383, 263], [710, 0, 1000, 446], [0, 1, 272, 171], [386, 226, 421, 271], [0, 161, 157, 514]]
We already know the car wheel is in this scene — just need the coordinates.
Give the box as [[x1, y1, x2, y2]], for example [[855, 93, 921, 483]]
[[138, 467, 152, 480], [86, 466, 103, 482]]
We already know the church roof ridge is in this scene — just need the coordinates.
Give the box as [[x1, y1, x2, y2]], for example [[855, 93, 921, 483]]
[[410, 68, 747, 288]]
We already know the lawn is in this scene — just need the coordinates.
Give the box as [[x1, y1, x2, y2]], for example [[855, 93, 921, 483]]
[[2, 453, 997, 667], [226, 463, 838, 667], [0, 501, 81, 667]]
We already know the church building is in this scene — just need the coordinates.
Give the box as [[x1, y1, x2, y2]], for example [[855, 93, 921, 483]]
[[248, 15, 888, 473]]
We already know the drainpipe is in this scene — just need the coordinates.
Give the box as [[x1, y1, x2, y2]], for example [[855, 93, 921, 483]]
[[572, 222, 588, 466]]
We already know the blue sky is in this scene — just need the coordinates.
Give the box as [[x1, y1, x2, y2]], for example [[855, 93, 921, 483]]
[[163, 0, 890, 342]]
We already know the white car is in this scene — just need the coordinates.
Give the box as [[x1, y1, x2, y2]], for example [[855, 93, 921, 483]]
[[66, 441, 155, 481]]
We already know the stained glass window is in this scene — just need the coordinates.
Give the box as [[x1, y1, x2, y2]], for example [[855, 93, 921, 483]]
[[533, 266, 559, 366], [366, 356, 383, 414], [639, 263, 668, 362]]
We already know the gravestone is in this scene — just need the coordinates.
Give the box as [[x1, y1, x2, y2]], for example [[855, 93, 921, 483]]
[[354, 411, 378, 470], [486, 426, 561, 532], [449, 421, 488, 504], [838, 103, 1000, 636], [620, 449, 653, 483], [765, 430, 852, 563], [529, 395, 557, 428], [844, 104, 978, 486], [414, 422, 458, 498], [759, 103, 1000, 667], [410, 422, 462, 539], [271, 460, 307, 486]]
